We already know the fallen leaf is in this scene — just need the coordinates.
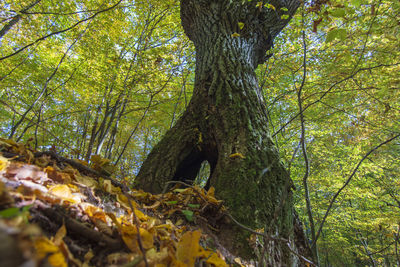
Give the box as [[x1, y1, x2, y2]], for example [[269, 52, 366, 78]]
[[34, 236, 67, 267], [53, 224, 67, 246], [121, 224, 154, 252], [44, 167, 72, 183], [176, 230, 202, 266], [0, 155, 9, 171], [201, 249, 228, 267], [48, 184, 81, 203]]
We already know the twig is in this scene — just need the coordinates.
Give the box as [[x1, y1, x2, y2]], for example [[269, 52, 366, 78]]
[[224, 212, 317, 266], [285, 242, 316, 266], [312, 133, 400, 246], [272, 63, 400, 138], [0, 0, 124, 61], [126, 195, 149, 267]]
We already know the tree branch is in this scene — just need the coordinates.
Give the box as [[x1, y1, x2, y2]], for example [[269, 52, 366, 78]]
[[312, 133, 400, 246], [0, 0, 123, 61]]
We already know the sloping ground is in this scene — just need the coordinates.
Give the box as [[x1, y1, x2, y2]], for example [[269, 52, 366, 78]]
[[0, 138, 245, 267]]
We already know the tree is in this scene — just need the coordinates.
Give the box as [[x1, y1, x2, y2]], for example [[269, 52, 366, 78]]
[[134, 0, 308, 263], [2, 0, 399, 265]]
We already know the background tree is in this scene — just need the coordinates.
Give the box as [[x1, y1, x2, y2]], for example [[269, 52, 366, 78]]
[[1, 0, 400, 265]]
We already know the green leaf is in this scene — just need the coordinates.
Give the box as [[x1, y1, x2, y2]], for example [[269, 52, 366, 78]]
[[0, 207, 22, 218], [264, 3, 275, 10], [187, 204, 200, 209], [326, 28, 347, 43], [181, 210, 194, 221], [351, 0, 361, 8], [280, 7, 289, 12], [330, 8, 346, 18], [281, 14, 289, 20], [336, 29, 347, 41], [166, 201, 178, 205]]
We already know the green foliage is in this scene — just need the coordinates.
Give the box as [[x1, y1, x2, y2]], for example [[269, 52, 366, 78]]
[[258, 0, 400, 265], [1, 0, 399, 265], [181, 210, 194, 222]]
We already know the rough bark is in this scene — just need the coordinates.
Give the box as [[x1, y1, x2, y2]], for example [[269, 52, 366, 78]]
[[135, 0, 305, 264]]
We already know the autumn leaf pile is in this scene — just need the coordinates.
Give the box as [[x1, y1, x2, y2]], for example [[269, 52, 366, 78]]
[[0, 138, 234, 267]]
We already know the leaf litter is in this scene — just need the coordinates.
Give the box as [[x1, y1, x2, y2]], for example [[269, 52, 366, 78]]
[[0, 138, 245, 266]]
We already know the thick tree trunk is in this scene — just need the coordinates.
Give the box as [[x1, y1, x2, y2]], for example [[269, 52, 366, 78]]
[[135, 0, 306, 264]]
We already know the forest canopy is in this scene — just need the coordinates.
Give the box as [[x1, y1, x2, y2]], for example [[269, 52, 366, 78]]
[[1, 0, 400, 266]]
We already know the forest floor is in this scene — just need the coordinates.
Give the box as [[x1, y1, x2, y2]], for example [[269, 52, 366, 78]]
[[0, 138, 246, 267]]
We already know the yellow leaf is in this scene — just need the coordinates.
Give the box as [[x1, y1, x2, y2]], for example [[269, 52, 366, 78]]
[[238, 22, 245, 30], [146, 247, 169, 265], [176, 230, 202, 266], [53, 224, 67, 246], [107, 212, 122, 229], [172, 261, 187, 267], [35, 237, 67, 267], [74, 174, 98, 188], [207, 186, 216, 197], [84, 250, 94, 264], [48, 184, 81, 203], [143, 200, 161, 210], [0, 155, 9, 171], [231, 32, 240, 37], [121, 224, 154, 252], [265, 3, 276, 10], [234, 257, 246, 266], [256, 1, 263, 9], [91, 154, 110, 167], [84, 205, 108, 223], [206, 187, 222, 204], [229, 152, 245, 159], [117, 193, 137, 210], [202, 250, 228, 267]]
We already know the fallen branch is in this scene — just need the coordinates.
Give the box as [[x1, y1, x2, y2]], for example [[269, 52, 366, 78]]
[[40, 206, 123, 250]]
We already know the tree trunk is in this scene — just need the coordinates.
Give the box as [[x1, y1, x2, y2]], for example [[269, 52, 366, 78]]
[[135, 0, 306, 264]]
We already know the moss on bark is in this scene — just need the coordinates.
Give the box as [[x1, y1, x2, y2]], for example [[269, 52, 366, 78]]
[[134, 0, 306, 264]]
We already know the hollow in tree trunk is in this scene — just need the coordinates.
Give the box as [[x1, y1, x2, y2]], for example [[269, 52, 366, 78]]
[[135, 0, 309, 264]]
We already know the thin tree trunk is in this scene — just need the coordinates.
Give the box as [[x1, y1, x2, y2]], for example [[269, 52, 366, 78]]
[[356, 230, 376, 267], [8, 31, 81, 138], [298, 28, 319, 265], [78, 109, 90, 159], [106, 98, 128, 159], [0, 0, 41, 40], [115, 96, 153, 166], [395, 224, 400, 267], [96, 96, 121, 155], [85, 102, 103, 162]]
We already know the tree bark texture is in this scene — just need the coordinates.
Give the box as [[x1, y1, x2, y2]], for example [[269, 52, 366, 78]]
[[135, 0, 304, 264]]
